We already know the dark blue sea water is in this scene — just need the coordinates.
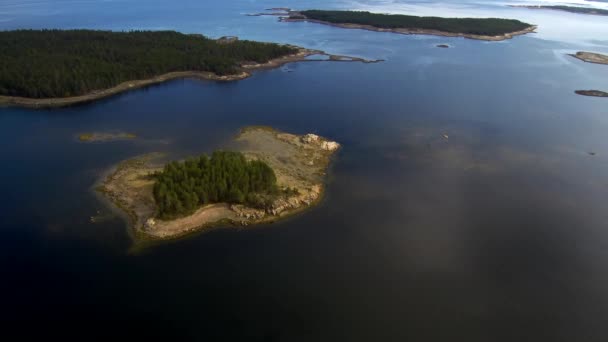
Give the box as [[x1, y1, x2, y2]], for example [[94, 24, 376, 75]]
[[1, 0, 608, 340]]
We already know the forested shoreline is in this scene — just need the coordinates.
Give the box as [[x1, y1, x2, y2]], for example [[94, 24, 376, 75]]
[[0, 30, 297, 98], [296, 10, 533, 36]]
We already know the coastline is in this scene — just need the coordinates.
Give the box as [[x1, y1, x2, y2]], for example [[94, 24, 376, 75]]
[[0, 47, 381, 109], [0, 71, 248, 109], [97, 127, 340, 244]]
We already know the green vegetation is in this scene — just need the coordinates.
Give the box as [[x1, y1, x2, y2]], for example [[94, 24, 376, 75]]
[[0, 30, 298, 98], [297, 10, 533, 36], [532, 6, 608, 16], [153, 151, 278, 219]]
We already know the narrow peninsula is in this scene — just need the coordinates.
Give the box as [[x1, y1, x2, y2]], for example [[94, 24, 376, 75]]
[[0, 30, 380, 108], [255, 9, 536, 41], [512, 5, 608, 16], [98, 127, 340, 240]]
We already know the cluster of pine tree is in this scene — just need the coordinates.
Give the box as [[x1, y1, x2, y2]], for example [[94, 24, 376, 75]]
[[0, 30, 298, 98], [299, 10, 532, 36], [153, 151, 278, 219]]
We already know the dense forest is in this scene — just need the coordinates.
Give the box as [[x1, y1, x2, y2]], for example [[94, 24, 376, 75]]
[[298, 10, 533, 36], [0, 30, 297, 98], [153, 151, 279, 219]]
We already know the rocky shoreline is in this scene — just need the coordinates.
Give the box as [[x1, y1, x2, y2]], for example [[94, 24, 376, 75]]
[[0, 45, 381, 109], [97, 127, 340, 241]]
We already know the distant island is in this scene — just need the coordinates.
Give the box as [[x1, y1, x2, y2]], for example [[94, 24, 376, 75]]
[[570, 51, 608, 65], [255, 9, 536, 41], [0, 30, 380, 108], [569, 52, 608, 97], [512, 5, 608, 16], [78, 132, 137, 142], [575, 90, 608, 98], [98, 127, 340, 240]]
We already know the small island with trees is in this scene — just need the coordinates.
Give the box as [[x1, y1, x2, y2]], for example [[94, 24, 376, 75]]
[[256, 9, 536, 41], [512, 5, 608, 16], [0, 30, 380, 108], [98, 127, 340, 240]]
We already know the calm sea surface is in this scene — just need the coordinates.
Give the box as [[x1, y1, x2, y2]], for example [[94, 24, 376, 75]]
[[1, 0, 608, 340]]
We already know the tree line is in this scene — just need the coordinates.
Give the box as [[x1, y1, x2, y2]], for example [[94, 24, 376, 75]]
[[539, 6, 608, 16], [153, 151, 278, 219], [0, 30, 297, 98], [299, 10, 533, 36]]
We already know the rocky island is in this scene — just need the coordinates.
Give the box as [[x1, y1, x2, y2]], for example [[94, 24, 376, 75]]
[[570, 51, 608, 65], [253, 8, 536, 41], [0, 30, 380, 108], [98, 127, 340, 240], [575, 90, 608, 98]]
